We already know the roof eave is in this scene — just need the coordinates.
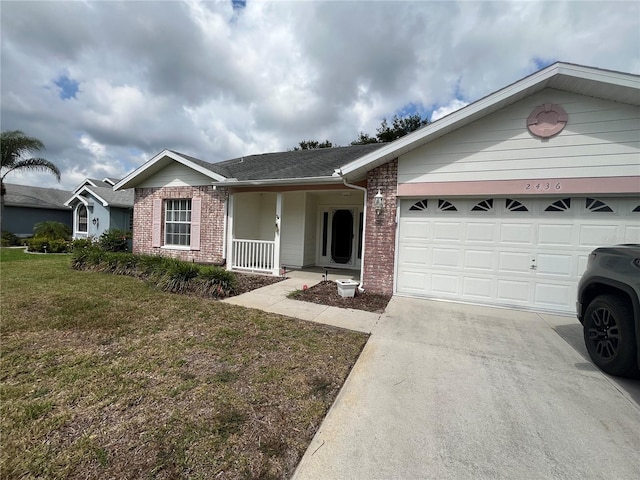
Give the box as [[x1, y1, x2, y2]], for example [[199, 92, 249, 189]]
[[211, 176, 344, 188], [114, 149, 228, 190]]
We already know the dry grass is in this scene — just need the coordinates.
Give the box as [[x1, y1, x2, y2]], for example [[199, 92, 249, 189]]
[[0, 249, 368, 479]]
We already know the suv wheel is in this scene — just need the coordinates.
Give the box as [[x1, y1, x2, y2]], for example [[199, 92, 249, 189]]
[[583, 294, 640, 378]]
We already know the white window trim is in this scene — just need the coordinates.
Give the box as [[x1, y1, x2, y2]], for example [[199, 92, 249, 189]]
[[164, 198, 192, 247]]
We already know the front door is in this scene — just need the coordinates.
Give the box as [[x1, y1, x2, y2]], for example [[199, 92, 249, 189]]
[[318, 207, 362, 268]]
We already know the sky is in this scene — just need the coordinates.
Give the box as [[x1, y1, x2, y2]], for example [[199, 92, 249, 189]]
[[1, 0, 639, 191]]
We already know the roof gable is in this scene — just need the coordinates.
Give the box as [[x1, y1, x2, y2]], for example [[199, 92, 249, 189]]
[[338, 62, 640, 180]]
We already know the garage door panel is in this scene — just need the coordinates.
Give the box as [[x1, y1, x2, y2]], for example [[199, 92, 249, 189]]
[[534, 283, 572, 308], [497, 279, 530, 303], [396, 196, 637, 314], [536, 253, 573, 277], [498, 251, 532, 274], [466, 222, 495, 242], [500, 223, 534, 245], [579, 224, 619, 248], [399, 244, 429, 267], [397, 271, 429, 293], [464, 249, 494, 270], [624, 225, 640, 243], [462, 276, 493, 299], [431, 248, 460, 268], [433, 222, 463, 241], [537, 224, 574, 246], [401, 220, 430, 241], [431, 274, 458, 295]]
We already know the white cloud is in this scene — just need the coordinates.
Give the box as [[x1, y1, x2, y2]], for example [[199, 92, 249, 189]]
[[1, 0, 638, 190], [430, 99, 470, 122]]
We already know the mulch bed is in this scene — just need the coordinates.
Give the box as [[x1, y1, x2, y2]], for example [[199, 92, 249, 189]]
[[233, 272, 286, 295], [289, 280, 391, 313]]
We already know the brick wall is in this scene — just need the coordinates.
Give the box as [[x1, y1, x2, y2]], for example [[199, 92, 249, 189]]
[[363, 159, 397, 295], [133, 185, 227, 264]]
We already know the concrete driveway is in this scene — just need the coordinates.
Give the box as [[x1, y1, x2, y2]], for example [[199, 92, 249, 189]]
[[293, 297, 640, 480]]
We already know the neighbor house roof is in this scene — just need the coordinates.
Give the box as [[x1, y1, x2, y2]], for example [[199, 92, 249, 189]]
[[3, 183, 72, 210], [115, 143, 386, 190], [65, 181, 134, 208], [338, 62, 640, 181]]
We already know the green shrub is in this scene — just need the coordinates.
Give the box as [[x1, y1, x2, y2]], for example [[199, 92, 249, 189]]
[[71, 237, 95, 251], [98, 229, 132, 252], [47, 239, 69, 253], [32, 221, 71, 241], [112, 252, 139, 276], [26, 238, 69, 253], [1, 231, 19, 247], [197, 266, 237, 298], [137, 255, 167, 279], [156, 259, 200, 294]]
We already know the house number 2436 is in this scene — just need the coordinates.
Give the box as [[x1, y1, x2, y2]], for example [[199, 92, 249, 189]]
[[525, 182, 561, 191]]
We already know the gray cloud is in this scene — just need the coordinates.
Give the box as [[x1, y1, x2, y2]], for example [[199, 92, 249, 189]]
[[1, 0, 638, 191]]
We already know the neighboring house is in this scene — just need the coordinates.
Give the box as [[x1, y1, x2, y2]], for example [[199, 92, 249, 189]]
[[2, 183, 72, 237], [64, 178, 134, 239], [115, 62, 640, 315]]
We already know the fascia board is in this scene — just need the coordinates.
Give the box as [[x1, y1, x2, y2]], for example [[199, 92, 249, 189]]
[[114, 149, 228, 190], [210, 176, 344, 187], [64, 192, 90, 207], [554, 63, 640, 89]]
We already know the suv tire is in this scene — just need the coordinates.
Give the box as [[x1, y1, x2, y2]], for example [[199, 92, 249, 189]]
[[583, 294, 640, 378]]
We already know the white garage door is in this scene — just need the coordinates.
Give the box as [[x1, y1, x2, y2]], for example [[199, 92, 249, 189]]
[[396, 196, 640, 314]]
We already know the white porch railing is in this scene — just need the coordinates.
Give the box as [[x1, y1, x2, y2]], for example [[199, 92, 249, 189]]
[[231, 239, 275, 273]]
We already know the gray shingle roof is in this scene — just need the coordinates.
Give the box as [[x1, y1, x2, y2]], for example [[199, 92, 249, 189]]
[[86, 185, 134, 208], [3, 183, 72, 210], [170, 143, 386, 181]]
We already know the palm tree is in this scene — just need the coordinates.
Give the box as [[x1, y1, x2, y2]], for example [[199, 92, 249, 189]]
[[1, 130, 61, 225]]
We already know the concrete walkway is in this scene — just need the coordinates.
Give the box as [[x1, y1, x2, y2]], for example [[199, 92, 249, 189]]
[[222, 269, 382, 333]]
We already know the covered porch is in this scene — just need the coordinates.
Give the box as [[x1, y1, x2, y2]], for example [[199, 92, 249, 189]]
[[226, 188, 366, 276]]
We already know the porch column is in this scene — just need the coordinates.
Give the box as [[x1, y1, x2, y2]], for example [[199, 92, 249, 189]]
[[273, 192, 282, 276], [226, 193, 234, 271]]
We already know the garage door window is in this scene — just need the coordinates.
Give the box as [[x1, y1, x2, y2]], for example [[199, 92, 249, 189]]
[[471, 199, 493, 212], [409, 199, 429, 211], [545, 198, 571, 212], [505, 199, 529, 212], [633, 205, 640, 212], [438, 199, 457, 212], [586, 198, 613, 213]]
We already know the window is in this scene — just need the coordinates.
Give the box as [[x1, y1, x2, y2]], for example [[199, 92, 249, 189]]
[[545, 198, 571, 212], [77, 205, 88, 233], [586, 198, 613, 213], [438, 199, 457, 212], [165, 199, 191, 246], [471, 199, 493, 212], [409, 199, 429, 211], [505, 199, 529, 212]]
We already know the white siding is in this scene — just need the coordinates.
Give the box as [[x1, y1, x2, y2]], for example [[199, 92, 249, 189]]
[[234, 193, 276, 241], [280, 192, 306, 267], [138, 162, 214, 188], [303, 193, 318, 266], [399, 89, 640, 184]]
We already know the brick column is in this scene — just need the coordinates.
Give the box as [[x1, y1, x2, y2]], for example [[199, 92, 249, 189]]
[[362, 159, 397, 295]]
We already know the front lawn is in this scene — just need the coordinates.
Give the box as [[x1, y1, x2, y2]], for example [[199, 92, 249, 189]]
[[0, 249, 368, 479]]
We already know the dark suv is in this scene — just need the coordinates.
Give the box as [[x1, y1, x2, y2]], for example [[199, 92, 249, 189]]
[[577, 245, 640, 378]]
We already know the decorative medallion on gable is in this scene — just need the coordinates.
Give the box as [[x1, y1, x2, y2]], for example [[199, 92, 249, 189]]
[[527, 104, 568, 138]]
